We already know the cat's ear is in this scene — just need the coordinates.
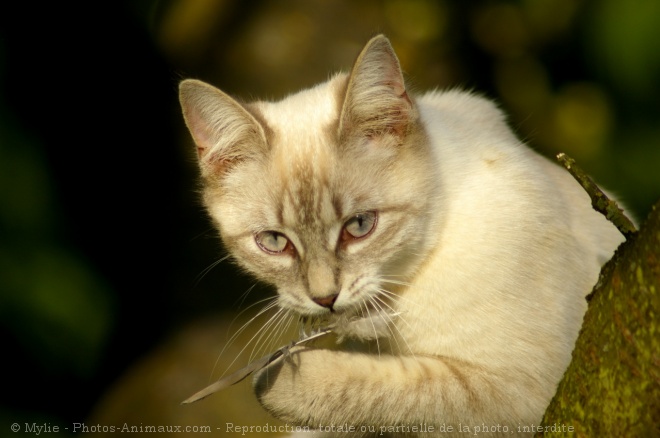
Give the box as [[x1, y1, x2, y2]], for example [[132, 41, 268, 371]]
[[339, 35, 415, 141], [179, 79, 268, 177]]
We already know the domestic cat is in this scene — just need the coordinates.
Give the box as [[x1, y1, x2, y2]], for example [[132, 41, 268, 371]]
[[178, 35, 624, 436]]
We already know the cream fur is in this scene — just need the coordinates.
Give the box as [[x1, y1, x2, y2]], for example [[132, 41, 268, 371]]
[[179, 35, 624, 437]]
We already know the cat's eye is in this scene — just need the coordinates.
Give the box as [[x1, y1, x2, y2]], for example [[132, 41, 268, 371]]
[[342, 211, 377, 241], [255, 231, 293, 255]]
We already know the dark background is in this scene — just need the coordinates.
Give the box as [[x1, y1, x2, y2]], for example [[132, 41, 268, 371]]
[[1, 0, 658, 433]]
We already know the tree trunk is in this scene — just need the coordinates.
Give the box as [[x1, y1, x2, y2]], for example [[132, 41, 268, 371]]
[[537, 199, 660, 436]]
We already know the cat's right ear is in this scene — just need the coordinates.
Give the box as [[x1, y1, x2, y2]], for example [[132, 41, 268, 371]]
[[339, 35, 416, 143], [178, 79, 268, 178]]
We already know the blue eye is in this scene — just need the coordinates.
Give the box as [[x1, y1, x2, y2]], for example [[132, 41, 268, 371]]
[[343, 211, 377, 240], [255, 231, 291, 254]]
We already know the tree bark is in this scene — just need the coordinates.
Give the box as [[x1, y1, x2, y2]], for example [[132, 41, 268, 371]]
[[537, 198, 660, 436]]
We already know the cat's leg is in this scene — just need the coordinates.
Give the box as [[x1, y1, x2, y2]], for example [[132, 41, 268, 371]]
[[254, 347, 546, 436]]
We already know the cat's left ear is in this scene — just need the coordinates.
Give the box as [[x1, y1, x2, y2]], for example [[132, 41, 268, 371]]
[[179, 79, 268, 178], [339, 35, 416, 142]]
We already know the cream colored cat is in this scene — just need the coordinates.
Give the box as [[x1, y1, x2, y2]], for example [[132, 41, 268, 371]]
[[179, 35, 623, 436]]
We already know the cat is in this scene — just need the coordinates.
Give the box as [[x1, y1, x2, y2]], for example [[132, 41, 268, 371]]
[[178, 35, 624, 436]]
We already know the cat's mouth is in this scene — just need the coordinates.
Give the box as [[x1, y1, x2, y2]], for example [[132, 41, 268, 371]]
[[297, 300, 396, 342], [303, 297, 362, 319]]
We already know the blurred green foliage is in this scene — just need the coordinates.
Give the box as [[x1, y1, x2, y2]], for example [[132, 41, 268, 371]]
[[0, 99, 114, 376], [0, 0, 658, 432], [153, 0, 659, 217]]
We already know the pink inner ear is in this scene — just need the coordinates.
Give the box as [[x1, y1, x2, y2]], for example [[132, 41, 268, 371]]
[[187, 106, 239, 174], [186, 109, 235, 175], [185, 107, 215, 160]]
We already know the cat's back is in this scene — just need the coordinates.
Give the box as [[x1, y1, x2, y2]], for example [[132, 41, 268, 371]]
[[414, 88, 623, 301], [416, 88, 621, 257], [417, 89, 514, 144], [402, 88, 623, 376]]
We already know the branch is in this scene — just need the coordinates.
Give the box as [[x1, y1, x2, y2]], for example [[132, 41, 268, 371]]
[[556, 153, 637, 239]]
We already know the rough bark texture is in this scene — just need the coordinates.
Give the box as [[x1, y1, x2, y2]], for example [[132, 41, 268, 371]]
[[537, 199, 660, 437]]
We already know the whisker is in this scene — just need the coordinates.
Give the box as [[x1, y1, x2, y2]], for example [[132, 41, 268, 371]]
[[280, 311, 297, 343], [376, 285, 426, 311], [247, 306, 288, 363], [372, 290, 410, 328], [226, 295, 278, 338], [254, 309, 295, 360], [213, 300, 281, 379], [214, 296, 277, 373], [233, 283, 259, 310], [193, 254, 232, 287], [368, 295, 401, 353], [379, 278, 414, 288], [372, 292, 417, 360], [375, 286, 441, 348], [266, 310, 293, 350], [361, 300, 381, 357]]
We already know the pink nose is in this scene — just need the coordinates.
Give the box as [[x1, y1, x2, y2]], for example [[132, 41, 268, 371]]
[[312, 294, 338, 310]]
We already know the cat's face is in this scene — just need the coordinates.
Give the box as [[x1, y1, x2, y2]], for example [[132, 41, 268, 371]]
[[180, 36, 438, 323]]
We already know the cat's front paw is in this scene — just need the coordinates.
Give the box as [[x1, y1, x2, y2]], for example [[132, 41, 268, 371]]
[[253, 346, 325, 426]]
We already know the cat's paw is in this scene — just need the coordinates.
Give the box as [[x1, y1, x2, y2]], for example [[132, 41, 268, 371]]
[[252, 346, 326, 425]]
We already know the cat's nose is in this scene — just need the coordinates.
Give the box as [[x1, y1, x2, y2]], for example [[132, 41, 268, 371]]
[[312, 294, 339, 311]]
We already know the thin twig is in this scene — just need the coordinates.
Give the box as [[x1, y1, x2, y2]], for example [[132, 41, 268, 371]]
[[557, 153, 636, 239]]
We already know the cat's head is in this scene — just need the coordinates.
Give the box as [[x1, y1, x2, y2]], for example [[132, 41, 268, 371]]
[[179, 35, 438, 324]]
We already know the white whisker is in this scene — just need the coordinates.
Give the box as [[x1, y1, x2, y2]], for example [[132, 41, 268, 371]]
[[379, 277, 413, 288], [233, 283, 259, 310], [255, 309, 295, 360], [361, 300, 381, 357], [226, 295, 277, 334], [247, 306, 288, 363], [372, 292, 418, 362], [375, 285, 441, 343], [214, 299, 281, 379], [375, 283, 425, 311], [367, 295, 400, 353], [193, 254, 232, 287]]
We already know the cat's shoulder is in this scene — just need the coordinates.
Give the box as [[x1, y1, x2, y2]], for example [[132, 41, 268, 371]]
[[416, 88, 508, 130], [414, 88, 523, 162], [418, 88, 500, 111]]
